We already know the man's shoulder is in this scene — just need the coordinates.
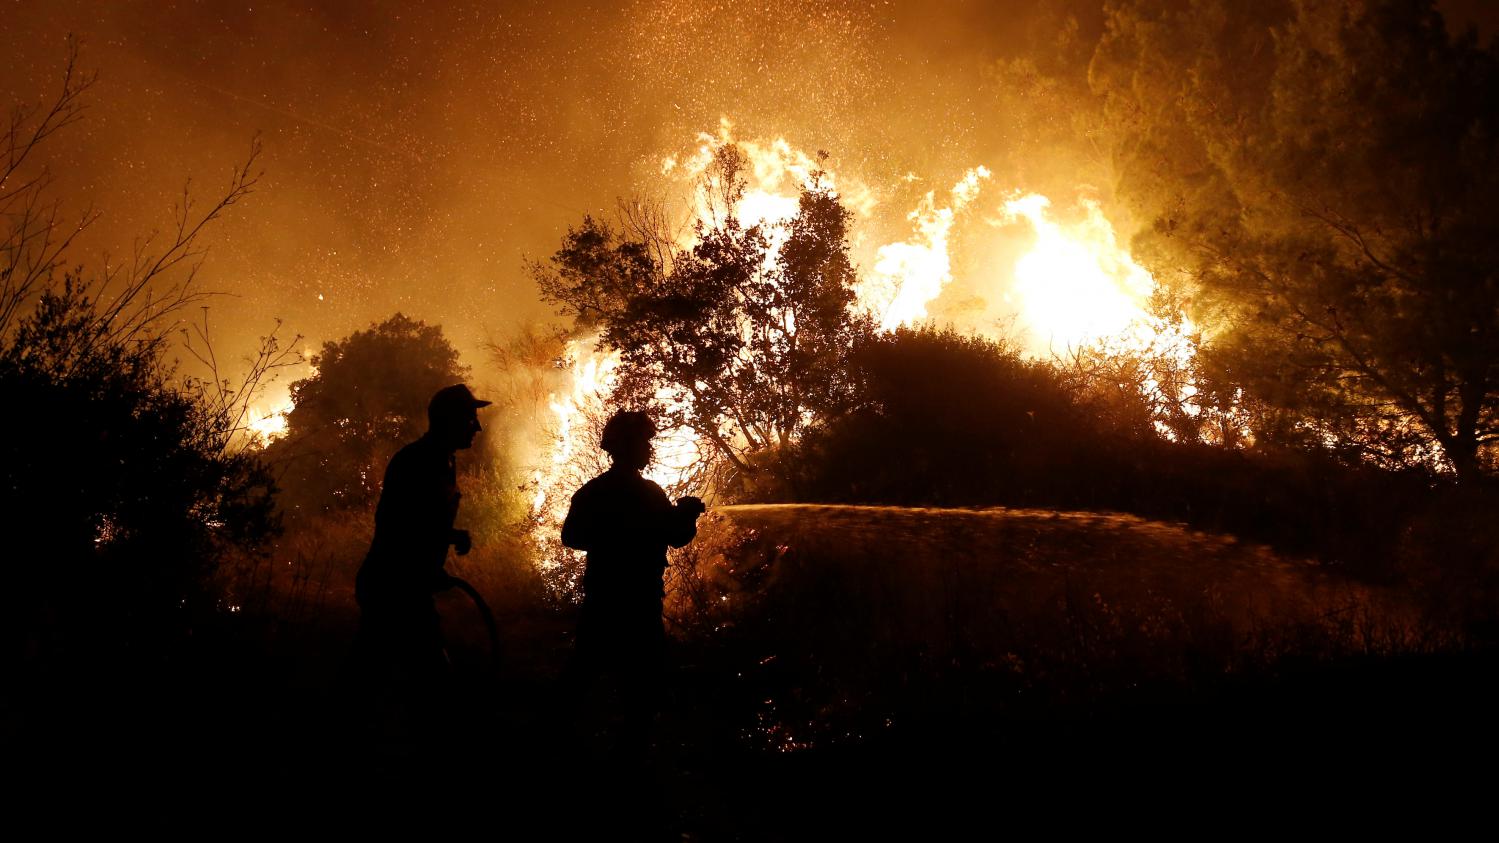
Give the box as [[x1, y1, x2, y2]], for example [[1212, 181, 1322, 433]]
[[633, 473, 668, 498], [573, 471, 614, 498], [614, 469, 670, 503], [386, 436, 443, 475], [574, 469, 667, 500]]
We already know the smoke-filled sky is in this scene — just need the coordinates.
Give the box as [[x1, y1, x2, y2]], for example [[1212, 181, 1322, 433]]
[[5, 0, 1496, 393]]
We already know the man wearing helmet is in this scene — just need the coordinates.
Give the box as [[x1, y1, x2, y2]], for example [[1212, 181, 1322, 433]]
[[561, 409, 705, 752]]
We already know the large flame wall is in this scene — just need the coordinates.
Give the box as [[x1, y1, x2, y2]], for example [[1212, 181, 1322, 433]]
[[521, 124, 1199, 585]]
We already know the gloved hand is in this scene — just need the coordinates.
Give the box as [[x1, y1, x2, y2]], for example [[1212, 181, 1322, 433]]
[[677, 495, 706, 517]]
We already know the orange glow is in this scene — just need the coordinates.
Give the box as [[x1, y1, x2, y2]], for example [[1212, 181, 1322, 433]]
[[526, 126, 1207, 588], [246, 401, 292, 444], [999, 193, 1163, 355], [527, 336, 703, 581], [669, 119, 879, 231], [858, 166, 990, 331]]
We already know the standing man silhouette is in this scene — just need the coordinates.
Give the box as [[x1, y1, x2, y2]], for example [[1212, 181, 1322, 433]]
[[561, 410, 705, 756], [354, 383, 490, 730]]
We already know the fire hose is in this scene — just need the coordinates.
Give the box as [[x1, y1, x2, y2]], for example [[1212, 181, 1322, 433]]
[[447, 575, 501, 670]]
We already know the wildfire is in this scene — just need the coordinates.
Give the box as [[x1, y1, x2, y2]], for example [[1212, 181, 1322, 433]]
[[246, 397, 294, 445], [243, 362, 312, 448], [525, 124, 1201, 588], [667, 119, 879, 229], [857, 166, 990, 331], [530, 340, 617, 517], [999, 193, 1163, 355], [526, 337, 704, 583]]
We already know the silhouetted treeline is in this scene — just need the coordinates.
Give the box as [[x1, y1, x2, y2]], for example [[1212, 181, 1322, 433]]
[[762, 328, 1498, 591]]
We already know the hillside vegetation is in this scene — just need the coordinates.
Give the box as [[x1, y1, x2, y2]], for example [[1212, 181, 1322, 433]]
[[666, 504, 1436, 750]]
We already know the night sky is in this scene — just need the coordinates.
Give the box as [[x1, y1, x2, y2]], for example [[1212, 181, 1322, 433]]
[[5, 0, 1495, 386]]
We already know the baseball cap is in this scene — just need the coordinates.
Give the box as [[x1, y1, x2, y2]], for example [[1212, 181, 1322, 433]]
[[428, 383, 492, 422]]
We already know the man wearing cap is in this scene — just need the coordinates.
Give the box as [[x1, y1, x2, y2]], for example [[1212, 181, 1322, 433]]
[[354, 383, 490, 696]]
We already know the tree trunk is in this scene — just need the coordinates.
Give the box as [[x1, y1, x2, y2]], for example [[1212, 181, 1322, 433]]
[[1447, 433, 1481, 485]]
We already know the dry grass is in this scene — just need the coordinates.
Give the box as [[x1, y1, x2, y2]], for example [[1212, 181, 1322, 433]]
[[212, 499, 1478, 756]]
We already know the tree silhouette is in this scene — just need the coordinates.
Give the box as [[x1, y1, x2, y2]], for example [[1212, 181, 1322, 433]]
[[0, 43, 279, 661], [534, 147, 873, 483], [269, 312, 468, 513], [1, 278, 280, 629]]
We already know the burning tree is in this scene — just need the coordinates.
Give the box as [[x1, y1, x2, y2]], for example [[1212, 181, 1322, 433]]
[[1092, 0, 1499, 480], [534, 147, 874, 489]]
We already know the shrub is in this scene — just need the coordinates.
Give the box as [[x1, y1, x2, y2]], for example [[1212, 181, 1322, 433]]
[[767, 326, 1443, 575], [1, 278, 279, 661]]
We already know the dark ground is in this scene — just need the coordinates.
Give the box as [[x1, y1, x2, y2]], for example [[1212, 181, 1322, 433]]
[[8, 610, 1498, 837], [8, 505, 1499, 835]]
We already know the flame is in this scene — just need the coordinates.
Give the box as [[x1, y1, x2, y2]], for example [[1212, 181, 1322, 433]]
[[526, 337, 703, 583], [671, 118, 878, 236], [526, 338, 616, 577], [998, 193, 1162, 355], [243, 360, 313, 447], [857, 166, 990, 331], [525, 124, 1210, 590], [992, 193, 1207, 439], [246, 396, 294, 445]]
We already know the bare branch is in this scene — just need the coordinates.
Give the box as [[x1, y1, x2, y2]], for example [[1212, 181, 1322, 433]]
[[0, 36, 95, 202], [0, 40, 103, 340], [70, 134, 265, 359]]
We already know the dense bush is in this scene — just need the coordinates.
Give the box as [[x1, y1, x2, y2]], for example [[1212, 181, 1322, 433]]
[[772, 327, 1099, 505], [1, 279, 279, 665], [765, 327, 1450, 575]]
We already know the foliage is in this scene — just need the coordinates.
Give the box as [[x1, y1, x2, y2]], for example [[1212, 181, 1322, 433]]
[[0, 279, 280, 623], [483, 323, 571, 461], [1091, 0, 1499, 480], [769, 326, 1433, 570], [1, 41, 95, 338], [776, 326, 1127, 505], [1056, 289, 1255, 447], [0, 42, 280, 664], [270, 312, 468, 513], [534, 146, 874, 481], [668, 504, 1452, 758]]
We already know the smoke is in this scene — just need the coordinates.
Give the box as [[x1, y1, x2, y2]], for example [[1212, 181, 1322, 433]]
[[1, 0, 1128, 383]]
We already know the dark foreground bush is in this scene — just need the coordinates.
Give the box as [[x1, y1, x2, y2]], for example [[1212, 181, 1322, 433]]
[[0, 281, 278, 688]]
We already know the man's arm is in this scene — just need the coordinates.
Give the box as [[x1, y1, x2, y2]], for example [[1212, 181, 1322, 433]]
[[560, 486, 594, 552], [374, 446, 460, 590], [664, 495, 704, 548]]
